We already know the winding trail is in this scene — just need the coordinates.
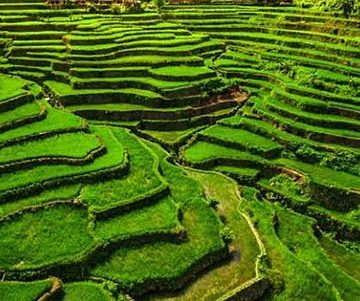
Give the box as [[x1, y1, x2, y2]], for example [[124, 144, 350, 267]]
[[178, 162, 268, 301]]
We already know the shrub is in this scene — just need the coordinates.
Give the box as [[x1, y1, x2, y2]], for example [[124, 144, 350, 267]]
[[111, 3, 125, 14], [63, 0, 74, 9], [349, 208, 360, 221], [131, 3, 143, 13], [197, 78, 226, 95], [295, 144, 322, 164], [308, 0, 360, 18], [115, 0, 143, 13], [269, 174, 310, 198], [295, 145, 360, 175], [209, 198, 220, 209], [102, 280, 119, 296], [221, 226, 235, 243], [86, 2, 98, 13], [152, 0, 165, 11], [320, 150, 357, 172]]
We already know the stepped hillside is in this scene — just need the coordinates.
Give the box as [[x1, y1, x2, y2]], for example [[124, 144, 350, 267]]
[[0, 1, 359, 301]]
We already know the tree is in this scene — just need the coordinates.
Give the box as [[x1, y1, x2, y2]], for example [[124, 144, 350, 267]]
[[310, 0, 360, 18]]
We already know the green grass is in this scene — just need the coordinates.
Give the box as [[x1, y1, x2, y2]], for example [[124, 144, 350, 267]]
[[94, 196, 181, 242], [183, 141, 266, 165], [81, 127, 164, 212], [0, 203, 94, 269], [241, 187, 340, 301], [0, 126, 125, 196], [91, 141, 225, 290], [274, 158, 360, 191], [0, 104, 84, 146], [319, 235, 360, 282], [309, 204, 360, 229], [0, 74, 31, 101], [159, 169, 259, 301], [0, 132, 101, 164], [61, 282, 116, 301], [0, 279, 54, 301], [201, 125, 282, 154], [0, 184, 81, 218], [276, 205, 360, 300], [259, 173, 311, 203], [141, 126, 205, 145], [213, 165, 259, 178]]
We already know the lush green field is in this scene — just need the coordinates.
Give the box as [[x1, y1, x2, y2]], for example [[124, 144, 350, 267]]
[[0, 0, 359, 300]]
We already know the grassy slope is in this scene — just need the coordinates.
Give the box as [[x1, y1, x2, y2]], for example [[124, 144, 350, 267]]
[[0, 132, 101, 163], [0, 104, 84, 145], [241, 187, 340, 301], [143, 169, 260, 301], [94, 195, 181, 243], [0, 4, 359, 301], [0, 279, 54, 301], [91, 141, 225, 290], [0, 126, 125, 194], [0, 74, 32, 101], [61, 282, 116, 301], [0, 184, 81, 217], [275, 205, 360, 300], [81, 127, 164, 211], [320, 236, 360, 282], [0, 203, 94, 269]]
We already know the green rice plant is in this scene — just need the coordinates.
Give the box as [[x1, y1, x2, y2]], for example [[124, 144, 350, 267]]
[[0, 203, 95, 269], [275, 204, 360, 299], [320, 235, 360, 282], [0, 104, 84, 147], [0, 3, 360, 299], [0, 279, 54, 301], [179, 170, 260, 300], [0, 102, 42, 128], [0, 184, 81, 218], [0, 132, 102, 165], [0, 74, 35, 102], [91, 141, 226, 293], [200, 125, 282, 156], [240, 187, 340, 301], [61, 281, 118, 301], [81, 127, 165, 212], [94, 196, 181, 243], [182, 141, 266, 166], [274, 158, 360, 192], [0, 126, 126, 199]]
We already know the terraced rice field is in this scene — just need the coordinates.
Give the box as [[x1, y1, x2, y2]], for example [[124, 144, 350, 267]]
[[0, 0, 359, 300]]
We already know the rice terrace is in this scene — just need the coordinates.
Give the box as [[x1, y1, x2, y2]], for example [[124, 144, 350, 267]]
[[0, 0, 360, 300]]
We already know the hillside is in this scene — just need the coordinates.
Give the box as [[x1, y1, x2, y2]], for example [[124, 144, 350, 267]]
[[0, 1, 359, 300]]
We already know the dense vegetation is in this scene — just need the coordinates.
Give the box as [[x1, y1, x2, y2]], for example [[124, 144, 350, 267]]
[[0, 0, 359, 300]]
